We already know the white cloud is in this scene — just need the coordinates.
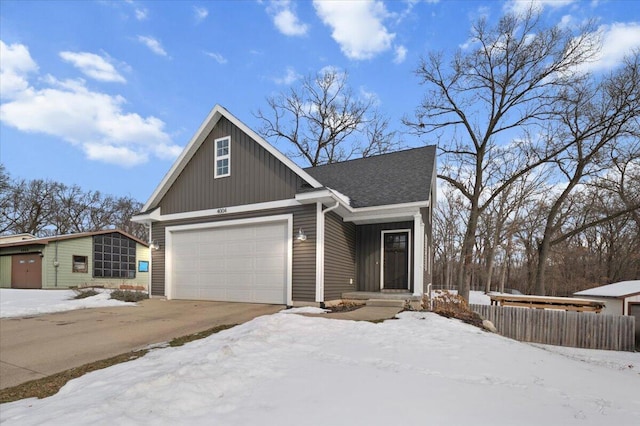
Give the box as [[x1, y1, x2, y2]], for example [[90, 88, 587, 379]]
[[578, 22, 640, 72], [505, 0, 575, 14], [313, 0, 395, 60], [0, 40, 38, 100], [267, 1, 308, 36], [393, 45, 407, 64], [135, 8, 148, 20], [0, 42, 180, 167], [273, 67, 300, 85], [194, 6, 208, 23], [205, 51, 228, 64], [558, 14, 574, 29], [59, 51, 126, 83], [137, 35, 168, 57]]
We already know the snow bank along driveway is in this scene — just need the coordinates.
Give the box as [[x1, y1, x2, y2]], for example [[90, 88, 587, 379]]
[[2, 311, 638, 425], [0, 289, 135, 318]]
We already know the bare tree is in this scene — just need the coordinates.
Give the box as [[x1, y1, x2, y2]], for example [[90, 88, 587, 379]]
[[405, 8, 599, 300], [534, 52, 640, 295], [0, 165, 11, 234], [478, 171, 546, 293], [255, 69, 400, 166], [0, 170, 147, 240], [432, 186, 467, 290]]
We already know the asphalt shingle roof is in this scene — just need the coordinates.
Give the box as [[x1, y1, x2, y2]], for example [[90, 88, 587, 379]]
[[304, 145, 436, 208]]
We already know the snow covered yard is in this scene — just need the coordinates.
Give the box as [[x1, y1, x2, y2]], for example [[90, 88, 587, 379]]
[[1, 311, 638, 425], [0, 289, 136, 318]]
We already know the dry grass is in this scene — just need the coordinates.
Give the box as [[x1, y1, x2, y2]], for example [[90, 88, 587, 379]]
[[429, 291, 484, 328], [0, 323, 237, 404]]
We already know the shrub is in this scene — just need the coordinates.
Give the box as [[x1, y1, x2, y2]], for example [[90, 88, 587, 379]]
[[429, 290, 484, 328], [110, 290, 149, 303], [73, 289, 99, 299]]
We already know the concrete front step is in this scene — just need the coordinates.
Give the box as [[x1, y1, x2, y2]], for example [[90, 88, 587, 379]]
[[366, 299, 406, 308], [342, 291, 421, 301]]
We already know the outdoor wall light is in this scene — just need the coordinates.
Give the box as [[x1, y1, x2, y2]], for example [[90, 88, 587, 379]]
[[296, 228, 307, 241], [150, 240, 160, 250]]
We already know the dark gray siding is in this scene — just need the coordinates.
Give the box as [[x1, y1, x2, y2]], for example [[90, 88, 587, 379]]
[[150, 222, 166, 297], [356, 221, 414, 292], [159, 117, 307, 214], [292, 205, 317, 302], [150, 204, 316, 302], [324, 211, 356, 301]]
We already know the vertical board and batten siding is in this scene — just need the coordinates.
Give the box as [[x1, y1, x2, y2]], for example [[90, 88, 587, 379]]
[[472, 304, 636, 352], [151, 204, 317, 301], [159, 117, 307, 215], [324, 211, 356, 301], [355, 221, 414, 292]]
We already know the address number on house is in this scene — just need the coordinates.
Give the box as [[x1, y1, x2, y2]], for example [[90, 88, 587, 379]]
[[217, 208, 227, 214]]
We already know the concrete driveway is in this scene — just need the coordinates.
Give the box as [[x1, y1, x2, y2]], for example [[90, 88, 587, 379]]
[[0, 299, 282, 389]]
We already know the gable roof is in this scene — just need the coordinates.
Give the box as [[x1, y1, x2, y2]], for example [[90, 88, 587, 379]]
[[141, 105, 323, 212], [574, 280, 640, 298], [0, 229, 148, 248], [304, 146, 436, 208]]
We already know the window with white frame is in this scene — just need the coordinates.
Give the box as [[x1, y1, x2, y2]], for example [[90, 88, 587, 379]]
[[215, 136, 230, 178]]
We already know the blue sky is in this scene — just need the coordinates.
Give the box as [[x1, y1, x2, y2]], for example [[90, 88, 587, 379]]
[[1, 0, 639, 203]]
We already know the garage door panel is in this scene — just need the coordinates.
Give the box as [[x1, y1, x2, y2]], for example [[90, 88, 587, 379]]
[[170, 220, 288, 304]]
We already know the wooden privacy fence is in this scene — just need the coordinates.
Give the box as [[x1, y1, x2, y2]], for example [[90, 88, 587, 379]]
[[471, 304, 636, 352]]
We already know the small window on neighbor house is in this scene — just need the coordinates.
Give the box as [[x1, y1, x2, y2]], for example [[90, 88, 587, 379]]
[[73, 255, 88, 273], [215, 136, 230, 178]]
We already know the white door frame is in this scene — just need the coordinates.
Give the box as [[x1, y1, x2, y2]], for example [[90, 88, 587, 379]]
[[165, 214, 293, 305], [380, 229, 411, 291]]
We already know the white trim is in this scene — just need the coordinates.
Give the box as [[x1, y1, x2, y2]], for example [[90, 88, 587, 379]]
[[131, 208, 162, 223], [347, 210, 421, 224], [150, 199, 300, 222], [165, 214, 293, 305], [148, 222, 153, 297], [413, 213, 425, 296], [380, 229, 412, 291], [214, 136, 231, 178], [315, 202, 323, 303], [350, 200, 429, 213], [142, 105, 323, 212]]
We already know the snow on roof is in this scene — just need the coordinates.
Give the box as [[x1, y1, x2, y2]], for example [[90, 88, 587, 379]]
[[574, 280, 640, 298]]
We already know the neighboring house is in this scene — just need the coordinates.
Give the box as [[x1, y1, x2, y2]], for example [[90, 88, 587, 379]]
[[574, 280, 640, 317], [0, 230, 150, 290], [574, 280, 640, 349], [132, 105, 437, 307]]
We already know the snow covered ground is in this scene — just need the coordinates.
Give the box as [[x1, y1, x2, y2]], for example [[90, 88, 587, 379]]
[[0, 289, 136, 318], [1, 310, 638, 425]]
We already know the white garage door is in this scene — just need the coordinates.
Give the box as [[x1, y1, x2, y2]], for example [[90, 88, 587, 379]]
[[169, 220, 288, 304]]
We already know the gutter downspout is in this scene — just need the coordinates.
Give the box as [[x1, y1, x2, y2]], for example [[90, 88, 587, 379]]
[[54, 240, 59, 287], [147, 222, 153, 298], [316, 201, 340, 307]]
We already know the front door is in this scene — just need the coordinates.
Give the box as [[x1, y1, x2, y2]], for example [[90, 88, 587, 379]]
[[382, 231, 409, 290], [11, 253, 43, 289]]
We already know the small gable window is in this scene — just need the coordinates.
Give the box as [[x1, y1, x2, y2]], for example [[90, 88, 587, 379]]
[[215, 136, 230, 178]]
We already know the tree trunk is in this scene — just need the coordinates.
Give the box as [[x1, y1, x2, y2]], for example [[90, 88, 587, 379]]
[[535, 232, 553, 295], [458, 204, 480, 301]]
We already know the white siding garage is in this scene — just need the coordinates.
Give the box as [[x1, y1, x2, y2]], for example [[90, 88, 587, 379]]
[[166, 217, 291, 304]]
